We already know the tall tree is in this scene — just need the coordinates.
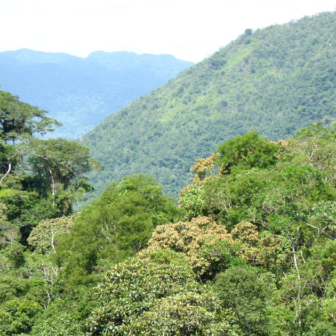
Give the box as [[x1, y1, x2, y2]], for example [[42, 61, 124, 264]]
[[0, 90, 60, 143], [28, 139, 102, 213], [0, 90, 60, 186]]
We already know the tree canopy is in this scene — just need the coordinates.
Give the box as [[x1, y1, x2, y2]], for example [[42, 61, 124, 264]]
[[3, 123, 336, 335], [0, 90, 60, 142], [0, 89, 100, 247], [4, 10, 336, 336], [54, 174, 184, 289]]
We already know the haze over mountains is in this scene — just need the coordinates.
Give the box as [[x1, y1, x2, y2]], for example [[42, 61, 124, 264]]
[[0, 49, 193, 138], [80, 11, 336, 196]]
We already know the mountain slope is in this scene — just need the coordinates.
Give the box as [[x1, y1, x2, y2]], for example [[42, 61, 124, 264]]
[[81, 11, 336, 195], [0, 49, 193, 138]]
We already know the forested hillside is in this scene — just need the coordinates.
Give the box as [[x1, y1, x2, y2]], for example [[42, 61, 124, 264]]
[[4, 10, 336, 336], [0, 49, 193, 138], [3, 90, 336, 334], [81, 11, 336, 196]]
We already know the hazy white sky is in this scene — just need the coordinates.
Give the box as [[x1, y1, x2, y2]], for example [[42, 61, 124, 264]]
[[0, 0, 335, 62]]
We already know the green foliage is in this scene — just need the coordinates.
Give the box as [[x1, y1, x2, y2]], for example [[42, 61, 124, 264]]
[[0, 90, 100, 248], [88, 251, 240, 335], [81, 11, 336, 196], [0, 299, 43, 335], [4, 53, 336, 336], [0, 90, 64, 233], [174, 125, 336, 334], [308, 201, 336, 240], [54, 175, 183, 288], [140, 216, 237, 279], [28, 138, 101, 214], [0, 90, 60, 142], [88, 253, 196, 334], [214, 266, 276, 335], [182, 161, 336, 232], [123, 290, 240, 336], [31, 313, 90, 336], [217, 131, 280, 174], [0, 275, 29, 304], [27, 215, 76, 254], [28, 139, 101, 192], [1, 241, 26, 268], [285, 123, 336, 188], [0, 89, 104, 335], [30, 288, 95, 336]]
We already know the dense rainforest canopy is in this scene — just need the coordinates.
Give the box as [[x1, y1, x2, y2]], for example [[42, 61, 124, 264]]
[[3, 9, 336, 336], [2, 109, 336, 334], [81, 11, 336, 197]]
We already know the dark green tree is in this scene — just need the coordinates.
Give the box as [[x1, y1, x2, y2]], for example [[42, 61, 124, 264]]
[[217, 131, 280, 175], [54, 175, 184, 288], [214, 266, 275, 335]]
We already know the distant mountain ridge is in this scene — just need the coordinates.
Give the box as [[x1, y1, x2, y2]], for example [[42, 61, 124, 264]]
[[0, 49, 193, 138], [80, 11, 336, 196]]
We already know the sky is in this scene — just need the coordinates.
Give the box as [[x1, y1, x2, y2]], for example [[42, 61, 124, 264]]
[[0, 0, 335, 63]]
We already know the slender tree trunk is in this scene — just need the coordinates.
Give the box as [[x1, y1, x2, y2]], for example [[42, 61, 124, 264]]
[[0, 163, 12, 184], [48, 167, 56, 208]]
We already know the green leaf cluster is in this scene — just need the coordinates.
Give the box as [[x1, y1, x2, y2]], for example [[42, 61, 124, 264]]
[[88, 251, 240, 335], [54, 175, 184, 289]]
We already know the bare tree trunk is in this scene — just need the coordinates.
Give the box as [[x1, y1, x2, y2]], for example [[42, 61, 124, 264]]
[[48, 167, 56, 208], [0, 163, 12, 184], [50, 222, 56, 252]]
